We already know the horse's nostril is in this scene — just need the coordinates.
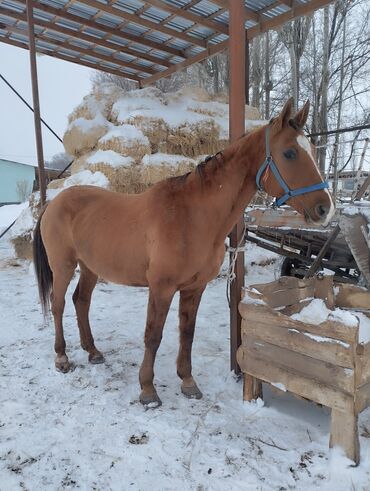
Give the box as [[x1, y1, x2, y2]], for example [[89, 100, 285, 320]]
[[315, 203, 328, 218]]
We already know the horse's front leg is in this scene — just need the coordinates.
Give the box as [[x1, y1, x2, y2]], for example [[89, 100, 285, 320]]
[[177, 285, 206, 399], [139, 286, 175, 408]]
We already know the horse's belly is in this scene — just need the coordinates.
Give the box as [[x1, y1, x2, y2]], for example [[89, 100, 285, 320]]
[[77, 242, 149, 287]]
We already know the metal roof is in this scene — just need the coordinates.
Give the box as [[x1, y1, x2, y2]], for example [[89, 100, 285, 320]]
[[0, 0, 332, 85]]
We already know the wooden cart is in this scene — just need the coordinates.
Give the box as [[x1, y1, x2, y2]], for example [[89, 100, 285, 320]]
[[244, 204, 370, 286], [237, 276, 370, 464]]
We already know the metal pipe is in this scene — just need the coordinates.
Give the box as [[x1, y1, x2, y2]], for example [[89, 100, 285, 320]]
[[26, 0, 46, 205], [229, 0, 246, 374]]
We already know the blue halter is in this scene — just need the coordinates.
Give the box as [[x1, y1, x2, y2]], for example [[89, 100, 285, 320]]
[[255, 125, 329, 207]]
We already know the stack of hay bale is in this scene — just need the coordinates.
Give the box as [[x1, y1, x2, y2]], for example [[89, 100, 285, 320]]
[[51, 84, 263, 194], [10, 84, 263, 258]]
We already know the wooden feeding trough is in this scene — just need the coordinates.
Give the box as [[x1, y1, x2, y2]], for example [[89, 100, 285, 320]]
[[237, 276, 370, 464]]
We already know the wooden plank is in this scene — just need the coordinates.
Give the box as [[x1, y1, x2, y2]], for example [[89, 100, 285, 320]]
[[250, 276, 315, 294], [279, 299, 312, 316], [239, 314, 354, 369], [239, 302, 358, 346], [239, 336, 355, 394], [330, 406, 359, 465], [314, 275, 335, 308], [340, 214, 370, 287], [335, 283, 370, 310], [356, 350, 370, 388], [238, 351, 354, 412], [247, 277, 315, 308], [242, 373, 263, 401], [355, 381, 370, 413]]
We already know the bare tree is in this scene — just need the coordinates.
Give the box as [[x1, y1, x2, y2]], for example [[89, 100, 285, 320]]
[[16, 180, 32, 202]]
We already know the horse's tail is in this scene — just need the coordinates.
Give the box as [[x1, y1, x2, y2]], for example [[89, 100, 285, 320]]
[[33, 207, 53, 316]]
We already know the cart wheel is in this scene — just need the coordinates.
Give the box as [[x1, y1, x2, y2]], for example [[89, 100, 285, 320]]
[[281, 257, 311, 279]]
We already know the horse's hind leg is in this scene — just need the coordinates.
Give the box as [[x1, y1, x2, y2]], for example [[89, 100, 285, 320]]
[[177, 286, 206, 399], [72, 263, 104, 365], [51, 264, 76, 373]]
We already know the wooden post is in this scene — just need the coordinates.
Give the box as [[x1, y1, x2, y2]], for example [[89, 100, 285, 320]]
[[26, 0, 47, 206], [330, 405, 360, 465], [229, 0, 246, 374]]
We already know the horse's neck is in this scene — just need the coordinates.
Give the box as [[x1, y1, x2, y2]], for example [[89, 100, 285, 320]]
[[192, 125, 266, 240]]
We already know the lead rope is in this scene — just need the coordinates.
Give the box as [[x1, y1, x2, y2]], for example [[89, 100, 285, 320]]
[[226, 221, 247, 308]]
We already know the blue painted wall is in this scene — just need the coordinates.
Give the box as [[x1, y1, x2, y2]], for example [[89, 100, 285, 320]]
[[0, 159, 36, 204]]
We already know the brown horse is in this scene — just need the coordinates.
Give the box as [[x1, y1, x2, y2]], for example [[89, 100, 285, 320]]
[[33, 98, 334, 408]]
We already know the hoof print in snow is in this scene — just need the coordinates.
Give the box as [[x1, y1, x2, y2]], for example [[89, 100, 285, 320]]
[[129, 433, 149, 445]]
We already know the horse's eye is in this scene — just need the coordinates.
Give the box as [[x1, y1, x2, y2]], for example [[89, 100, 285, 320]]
[[283, 149, 297, 160]]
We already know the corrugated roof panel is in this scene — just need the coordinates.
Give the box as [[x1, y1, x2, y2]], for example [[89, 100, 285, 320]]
[[208, 33, 228, 44], [93, 45, 120, 56], [55, 18, 82, 30], [165, 17, 195, 31], [82, 26, 108, 37], [111, 0, 146, 14], [165, 38, 192, 50], [191, 1, 221, 17], [9, 32, 28, 43], [70, 1, 100, 17], [141, 6, 172, 23], [186, 25, 214, 39], [121, 22, 151, 36], [3, 1, 25, 14]]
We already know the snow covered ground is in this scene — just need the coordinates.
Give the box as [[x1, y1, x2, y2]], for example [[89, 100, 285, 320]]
[[1, 207, 370, 490]]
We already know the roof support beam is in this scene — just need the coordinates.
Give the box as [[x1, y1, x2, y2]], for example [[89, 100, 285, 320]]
[[76, 0, 207, 48], [247, 0, 334, 38], [26, 0, 46, 205], [211, 0, 259, 22], [141, 39, 228, 86], [142, 0, 228, 34], [228, 0, 246, 375]]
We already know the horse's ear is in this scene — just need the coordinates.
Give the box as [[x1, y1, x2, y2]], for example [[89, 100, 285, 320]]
[[293, 100, 310, 129], [274, 97, 294, 130]]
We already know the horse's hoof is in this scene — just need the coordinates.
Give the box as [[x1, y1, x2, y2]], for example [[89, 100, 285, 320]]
[[89, 352, 105, 364], [140, 392, 162, 409], [55, 356, 70, 373], [181, 382, 203, 400]]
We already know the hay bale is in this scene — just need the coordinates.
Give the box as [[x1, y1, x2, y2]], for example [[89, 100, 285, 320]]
[[64, 115, 109, 157], [126, 116, 169, 153], [11, 234, 33, 260], [97, 125, 150, 163], [89, 164, 147, 194], [68, 84, 124, 125], [245, 105, 262, 120], [86, 149, 134, 169], [47, 177, 66, 190], [165, 119, 221, 157], [111, 87, 165, 125], [140, 154, 196, 186]]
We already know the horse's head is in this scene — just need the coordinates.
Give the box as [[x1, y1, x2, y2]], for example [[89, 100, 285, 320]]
[[257, 98, 334, 225]]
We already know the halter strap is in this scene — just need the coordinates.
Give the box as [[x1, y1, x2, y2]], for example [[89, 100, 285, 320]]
[[256, 125, 329, 207]]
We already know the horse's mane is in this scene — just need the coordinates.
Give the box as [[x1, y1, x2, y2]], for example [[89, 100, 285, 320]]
[[169, 153, 224, 186]]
